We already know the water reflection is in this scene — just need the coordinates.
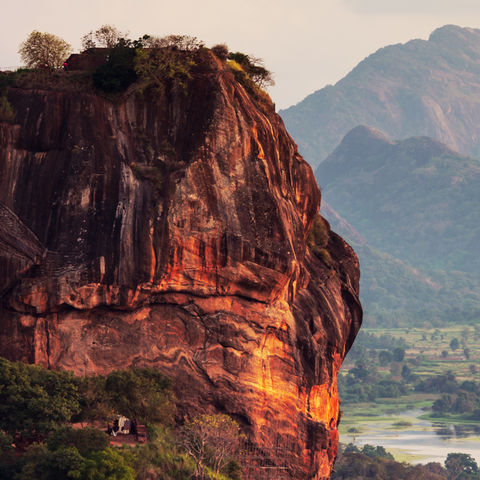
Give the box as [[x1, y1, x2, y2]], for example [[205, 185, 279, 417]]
[[433, 423, 480, 439], [347, 409, 480, 465]]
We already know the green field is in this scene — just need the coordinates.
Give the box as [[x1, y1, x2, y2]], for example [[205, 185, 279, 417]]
[[345, 324, 480, 379]]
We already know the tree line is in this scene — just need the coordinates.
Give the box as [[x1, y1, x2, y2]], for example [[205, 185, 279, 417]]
[[15, 25, 274, 96], [0, 357, 241, 479]]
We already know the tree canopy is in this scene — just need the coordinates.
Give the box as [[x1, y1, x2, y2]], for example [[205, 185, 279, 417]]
[[445, 453, 479, 479], [105, 367, 175, 425], [0, 357, 80, 437], [18, 31, 72, 69], [181, 414, 241, 478], [81, 24, 127, 50]]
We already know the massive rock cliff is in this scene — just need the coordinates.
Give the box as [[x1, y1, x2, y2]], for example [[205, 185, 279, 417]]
[[0, 51, 361, 479]]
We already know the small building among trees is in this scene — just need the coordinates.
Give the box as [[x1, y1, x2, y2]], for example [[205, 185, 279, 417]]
[[65, 49, 109, 71]]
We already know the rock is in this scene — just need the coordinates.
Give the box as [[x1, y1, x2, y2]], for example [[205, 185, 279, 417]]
[[0, 203, 45, 295], [0, 51, 361, 479]]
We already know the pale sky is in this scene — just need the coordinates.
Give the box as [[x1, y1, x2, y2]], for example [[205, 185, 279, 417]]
[[2, 0, 480, 109]]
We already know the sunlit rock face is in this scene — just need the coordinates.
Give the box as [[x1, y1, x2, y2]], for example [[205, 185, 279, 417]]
[[0, 52, 361, 479]]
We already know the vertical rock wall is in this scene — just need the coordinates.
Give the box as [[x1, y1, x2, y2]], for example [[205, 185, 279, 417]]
[[0, 53, 361, 478]]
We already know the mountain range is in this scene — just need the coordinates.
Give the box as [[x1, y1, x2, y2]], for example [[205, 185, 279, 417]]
[[281, 24, 480, 169], [279, 24, 480, 327], [318, 126, 480, 326]]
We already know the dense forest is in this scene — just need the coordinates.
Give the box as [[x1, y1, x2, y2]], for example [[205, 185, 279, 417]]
[[0, 357, 242, 480]]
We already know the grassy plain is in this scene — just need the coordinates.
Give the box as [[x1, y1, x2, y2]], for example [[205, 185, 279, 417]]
[[352, 324, 480, 381]]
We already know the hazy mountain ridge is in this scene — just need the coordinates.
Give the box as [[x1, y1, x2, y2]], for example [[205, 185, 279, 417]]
[[319, 126, 480, 326], [281, 25, 480, 168], [317, 125, 480, 274]]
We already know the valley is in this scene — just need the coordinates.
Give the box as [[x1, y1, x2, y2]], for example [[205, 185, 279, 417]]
[[338, 324, 480, 465]]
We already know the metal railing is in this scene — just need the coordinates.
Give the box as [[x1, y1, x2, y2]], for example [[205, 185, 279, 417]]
[[238, 437, 301, 480]]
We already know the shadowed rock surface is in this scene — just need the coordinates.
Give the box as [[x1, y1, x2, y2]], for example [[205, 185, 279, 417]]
[[0, 203, 45, 294], [0, 51, 361, 479]]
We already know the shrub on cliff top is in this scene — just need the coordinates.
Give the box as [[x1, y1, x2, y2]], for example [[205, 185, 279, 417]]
[[93, 38, 138, 92], [211, 44, 229, 60], [134, 43, 199, 96], [228, 52, 274, 88], [81, 24, 128, 50], [19, 31, 72, 69]]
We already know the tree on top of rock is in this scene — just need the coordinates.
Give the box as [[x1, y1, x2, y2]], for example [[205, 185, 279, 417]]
[[81, 25, 128, 50], [19, 31, 72, 69]]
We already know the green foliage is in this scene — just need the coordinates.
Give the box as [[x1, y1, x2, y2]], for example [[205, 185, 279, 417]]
[[307, 214, 330, 257], [76, 375, 113, 424], [346, 330, 408, 363], [134, 42, 198, 96], [0, 358, 207, 479], [131, 425, 196, 480], [211, 44, 229, 61], [16, 443, 135, 480], [0, 432, 15, 479], [81, 25, 127, 50], [432, 390, 480, 416], [415, 372, 459, 394], [93, 39, 138, 92], [17, 444, 82, 480], [0, 74, 16, 123], [339, 358, 409, 403], [82, 447, 136, 480], [46, 427, 109, 456], [378, 350, 393, 365], [392, 347, 405, 362], [401, 364, 413, 382], [226, 58, 273, 110], [0, 96, 15, 123], [2, 68, 93, 93], [105, 367, 175, 425], [227, 52, 274, 88], [344, 443, 394, 460], [0, 358, 80, 437], [333, 449, 448, 479], [151, 35, 204, 51], [450, 337, 460, 351], [445, 453, 479, 479]]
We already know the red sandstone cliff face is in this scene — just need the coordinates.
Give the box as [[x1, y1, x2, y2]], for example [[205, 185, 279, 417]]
[[0, 53, 361, 479]]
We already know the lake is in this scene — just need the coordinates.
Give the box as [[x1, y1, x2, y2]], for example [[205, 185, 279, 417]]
[[346, 409, 480, 465]]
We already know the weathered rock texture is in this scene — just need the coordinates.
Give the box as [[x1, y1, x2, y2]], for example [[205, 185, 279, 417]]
[[0, 52, 361, 479]]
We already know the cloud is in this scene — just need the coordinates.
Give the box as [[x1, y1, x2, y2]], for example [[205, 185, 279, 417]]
[[341, 0, 480, 14]]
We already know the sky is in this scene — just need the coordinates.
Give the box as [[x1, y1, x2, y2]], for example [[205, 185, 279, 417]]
[[2, 0, 480, 109]]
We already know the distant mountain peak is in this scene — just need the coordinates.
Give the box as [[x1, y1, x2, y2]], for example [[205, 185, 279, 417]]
[[342, 125, 393, 145], [400, 135, 461, 158], [281, 24, 480, 168], [318, 127, 471, 178], [428, 24, 480, 43]]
